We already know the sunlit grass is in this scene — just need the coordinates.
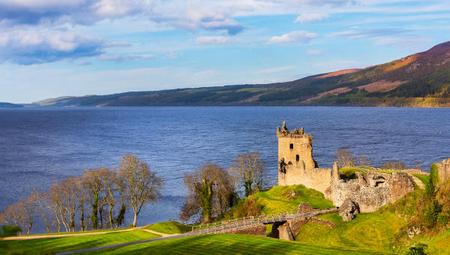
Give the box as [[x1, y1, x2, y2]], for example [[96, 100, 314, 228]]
[[0, 229, 159, 255], [87, 234, 384, 255], [254, 185, 334, 214], [145, 221, 191, 234]]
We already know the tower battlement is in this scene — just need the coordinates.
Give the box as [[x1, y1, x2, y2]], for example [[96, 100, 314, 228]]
[[276, 121, 312, 139]]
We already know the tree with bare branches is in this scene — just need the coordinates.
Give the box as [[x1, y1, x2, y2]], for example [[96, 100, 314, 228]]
[[48, 177, 82, 232], [29, 190, 55, 233], [0, 196, 35, 234], [119, 155, 163, 227], [181, 164, 235, 223], [336, 148, 356, 168], [231, 152, 265, 197]]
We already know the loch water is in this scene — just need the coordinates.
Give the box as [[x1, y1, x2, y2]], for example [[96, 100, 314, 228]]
[[0, 106, 449, 229]]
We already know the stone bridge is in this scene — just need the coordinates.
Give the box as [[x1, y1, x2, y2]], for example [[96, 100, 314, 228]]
[[187, 208, 338, 240]]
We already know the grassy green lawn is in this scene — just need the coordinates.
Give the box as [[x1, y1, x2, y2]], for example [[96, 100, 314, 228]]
[[145, 221, 192, 234], [0, 229, 159, 255], [86, 234, 384, 255]]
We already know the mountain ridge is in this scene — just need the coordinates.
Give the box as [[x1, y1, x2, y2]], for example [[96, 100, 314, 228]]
[[36, 41, 450, 107]]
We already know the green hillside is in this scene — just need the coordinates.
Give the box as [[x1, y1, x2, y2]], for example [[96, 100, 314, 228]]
[[145, 221, 192, 234], [36, 41, 450, 107]]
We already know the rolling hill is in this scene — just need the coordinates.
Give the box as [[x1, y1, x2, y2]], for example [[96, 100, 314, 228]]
[[37, 41, 450, 107], [0, 102, 23, 108]]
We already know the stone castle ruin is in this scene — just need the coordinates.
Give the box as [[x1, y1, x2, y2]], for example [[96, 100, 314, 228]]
[[277, 121, 416, 213]]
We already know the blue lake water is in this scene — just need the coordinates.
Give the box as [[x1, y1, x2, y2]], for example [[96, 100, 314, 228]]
[[0, 107, 449, 229]]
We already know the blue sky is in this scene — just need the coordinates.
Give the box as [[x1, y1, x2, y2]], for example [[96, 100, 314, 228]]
[[1, 0, 450, 103]]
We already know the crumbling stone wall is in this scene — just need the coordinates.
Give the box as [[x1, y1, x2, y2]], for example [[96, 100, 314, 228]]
[[436, 158, 450, 185], [227, 224, 266, 235], [327, 171, 415, 212]]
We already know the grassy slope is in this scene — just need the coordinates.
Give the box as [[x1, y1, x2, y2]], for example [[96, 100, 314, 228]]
[[0, 230, 159, 255], [145, 221, 191, 234], [87, 234, 384, 255], [239, 185, 334, 216], [256, 185, 334, 214]]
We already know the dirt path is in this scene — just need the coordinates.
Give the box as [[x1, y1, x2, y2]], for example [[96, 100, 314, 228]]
[[140, 228, 175, 237], [1, 226, 168, 241]]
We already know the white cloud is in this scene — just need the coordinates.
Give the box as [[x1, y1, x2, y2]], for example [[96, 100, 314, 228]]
[[0, 0, 448, 64], [269, 31, 317, 44], [196, 36, 230, 45], [295, 12, 329, 23], [330, 28, 430, 47], [0, 27, 104, 64]]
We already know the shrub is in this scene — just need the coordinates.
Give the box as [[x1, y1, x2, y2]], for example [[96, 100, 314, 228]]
[[406, 243, 428, 255], [0, 225, 22, 237], [382, 160, 407, 170], [229, 197, 262, 218], [423, 200, 441, 228]]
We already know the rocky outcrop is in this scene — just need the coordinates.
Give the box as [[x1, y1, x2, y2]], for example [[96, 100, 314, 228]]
[[329, 171, 415, 212], [339, 199, 360, 221]]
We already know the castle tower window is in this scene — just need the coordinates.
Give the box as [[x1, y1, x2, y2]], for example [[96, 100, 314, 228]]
[[290, 143, 294, 149], [296, 155, 300, 162]]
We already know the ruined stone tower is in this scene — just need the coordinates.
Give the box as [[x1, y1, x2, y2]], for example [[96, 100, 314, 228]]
[[277, 121, 332, 194], [276, 121, 418, 213]]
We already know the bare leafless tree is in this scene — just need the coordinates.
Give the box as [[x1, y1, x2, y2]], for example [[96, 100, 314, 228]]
[[382, 160, 407, 170], [336, 148, 356, 168], [28, 190, 55, 233], [48, 183, 68, 232], [181, 164, 235, 223], [48, 177, 81, 232], [118, 155, 163, 227], [231, 152, 265, 197], [0, 197, 35, 234]]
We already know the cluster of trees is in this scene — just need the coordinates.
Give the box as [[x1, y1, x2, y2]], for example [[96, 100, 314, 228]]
[[181, 152, 265, 223], [0, 155, 163, 234]]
